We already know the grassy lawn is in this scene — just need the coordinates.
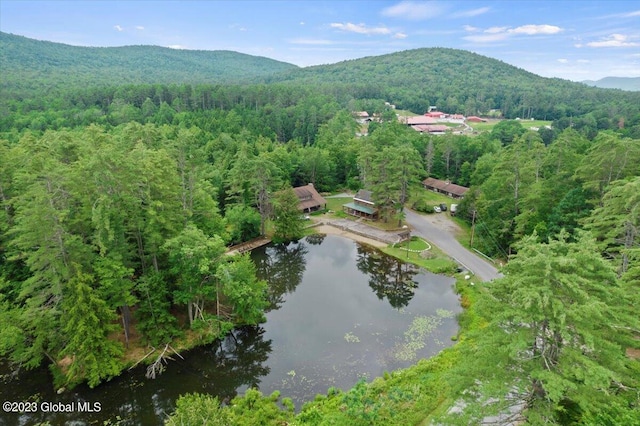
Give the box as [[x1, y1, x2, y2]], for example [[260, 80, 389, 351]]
[[409, 186, 460, 213], [451, 216, 473, 249], [322, 196, 406, 231], [469, 119, 552, 133], [325, 196, 352, 213], [382, 242, 458, 275], [394, 236, 430, 251], [395, 109, 419, 116]]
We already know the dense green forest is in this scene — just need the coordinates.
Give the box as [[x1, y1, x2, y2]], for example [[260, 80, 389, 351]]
[[1, 34, 638, 424], [3, 32, 640, 127], [0, 32, 297, 98]]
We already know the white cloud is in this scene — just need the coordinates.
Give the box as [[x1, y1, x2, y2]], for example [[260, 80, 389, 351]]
[[114, 25, 123, 32], [620, 10, 640, 18], [452, 7, 490, 18], [168, 45, 186, 49], [586, 33, 640, 48], [393, 32, 408, 39], [381, 1, 446, 20], [330, 22, 391, 35], [463, 25, 479, 32], [557, 58, 568, 63], [135, 26, 144, 31], [463, 33, 508, 43], [509, 24, 562, 35], [300, 21, 305, 26], [463, 23, 563, 43]]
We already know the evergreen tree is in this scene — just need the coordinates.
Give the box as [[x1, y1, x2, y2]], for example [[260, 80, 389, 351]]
[[584, 177, 640, 275], [59, 268, 123, 388], [446, 232, 640, 424]]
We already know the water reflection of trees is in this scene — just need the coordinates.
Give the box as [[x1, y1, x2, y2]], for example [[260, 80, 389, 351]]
[[251, 241, 308, 310], [355, 245, 419, 309], [305, 233, 326, 245], [196, 325, 272, 402]]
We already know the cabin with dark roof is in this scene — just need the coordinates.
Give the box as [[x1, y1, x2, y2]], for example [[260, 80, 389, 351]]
[[343, 189, 378, 219], [422, 177, 469, 199], [293, 184, 327, 212]]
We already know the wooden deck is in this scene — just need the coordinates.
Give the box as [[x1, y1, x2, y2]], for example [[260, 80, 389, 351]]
[[226, 237, 271, 255]]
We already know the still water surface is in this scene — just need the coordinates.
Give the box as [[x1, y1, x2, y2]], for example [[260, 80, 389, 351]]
[[0, 235, 461, 425]]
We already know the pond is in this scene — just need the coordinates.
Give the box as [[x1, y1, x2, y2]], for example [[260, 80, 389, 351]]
[[0, 234, 461, 425]]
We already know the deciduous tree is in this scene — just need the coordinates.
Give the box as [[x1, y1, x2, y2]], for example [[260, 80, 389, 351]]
[[272, 187, 304, 243]]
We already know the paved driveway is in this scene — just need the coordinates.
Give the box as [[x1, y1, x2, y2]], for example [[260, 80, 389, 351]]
[[404, 209, 502, 282]]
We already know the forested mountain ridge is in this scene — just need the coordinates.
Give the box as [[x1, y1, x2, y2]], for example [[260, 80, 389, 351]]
[[269, 47, 640, 120], [582, 76, 640, 91], [3, 32, 640, 123], [0, 32, 298, 96]]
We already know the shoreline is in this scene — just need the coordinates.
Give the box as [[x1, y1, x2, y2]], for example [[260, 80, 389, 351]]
[[310, 224, 388, 248]]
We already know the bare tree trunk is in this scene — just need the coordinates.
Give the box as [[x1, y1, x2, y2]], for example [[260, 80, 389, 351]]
[[120, 305, 132, 348]]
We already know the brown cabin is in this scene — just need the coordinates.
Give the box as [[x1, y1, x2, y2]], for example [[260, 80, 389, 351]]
[[293, 184, 327, 213]]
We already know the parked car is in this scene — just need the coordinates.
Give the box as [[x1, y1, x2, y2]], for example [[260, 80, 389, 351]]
[[433, 205, 441, 213], [450, 204, 458, 216], [439, 203, 447, 212]]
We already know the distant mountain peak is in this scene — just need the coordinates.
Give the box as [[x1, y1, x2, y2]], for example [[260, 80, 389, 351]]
[[581, 77, 640, 91]]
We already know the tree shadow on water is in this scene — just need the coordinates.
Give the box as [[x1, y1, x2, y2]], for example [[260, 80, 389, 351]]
[[251, 240, 309, 311], [355, 245, 419, 309]]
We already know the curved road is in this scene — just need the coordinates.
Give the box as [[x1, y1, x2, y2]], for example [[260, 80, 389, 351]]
[[404, 209, 502, 282]]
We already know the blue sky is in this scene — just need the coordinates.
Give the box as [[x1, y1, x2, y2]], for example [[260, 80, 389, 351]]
[[1, 1, 639, 81]]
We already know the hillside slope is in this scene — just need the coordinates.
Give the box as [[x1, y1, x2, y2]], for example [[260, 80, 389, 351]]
[[0, 32, 298, 96], [270, 48, 640, 119], [2, 33, 639, 122]]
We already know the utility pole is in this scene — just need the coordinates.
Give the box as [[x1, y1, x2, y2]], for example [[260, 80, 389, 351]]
[[407, 232, 410, 259], [470, 210, 476, 247]]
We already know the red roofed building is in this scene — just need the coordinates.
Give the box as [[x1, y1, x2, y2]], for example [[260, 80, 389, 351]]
[[403, 116, 438, 125], [412, 124, 449, 134], [466, 116, 486, 123], [422, 177, 469, 199], [425, 111, 446, 119]]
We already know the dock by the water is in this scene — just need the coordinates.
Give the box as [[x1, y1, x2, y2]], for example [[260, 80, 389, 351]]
[[226, 237, 271, 255]]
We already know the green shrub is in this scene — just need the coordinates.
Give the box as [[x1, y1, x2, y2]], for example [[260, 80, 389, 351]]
[[411, 198, 434, 214]]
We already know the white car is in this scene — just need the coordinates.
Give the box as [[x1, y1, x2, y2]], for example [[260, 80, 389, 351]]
[[433, 206, 441, 213]]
